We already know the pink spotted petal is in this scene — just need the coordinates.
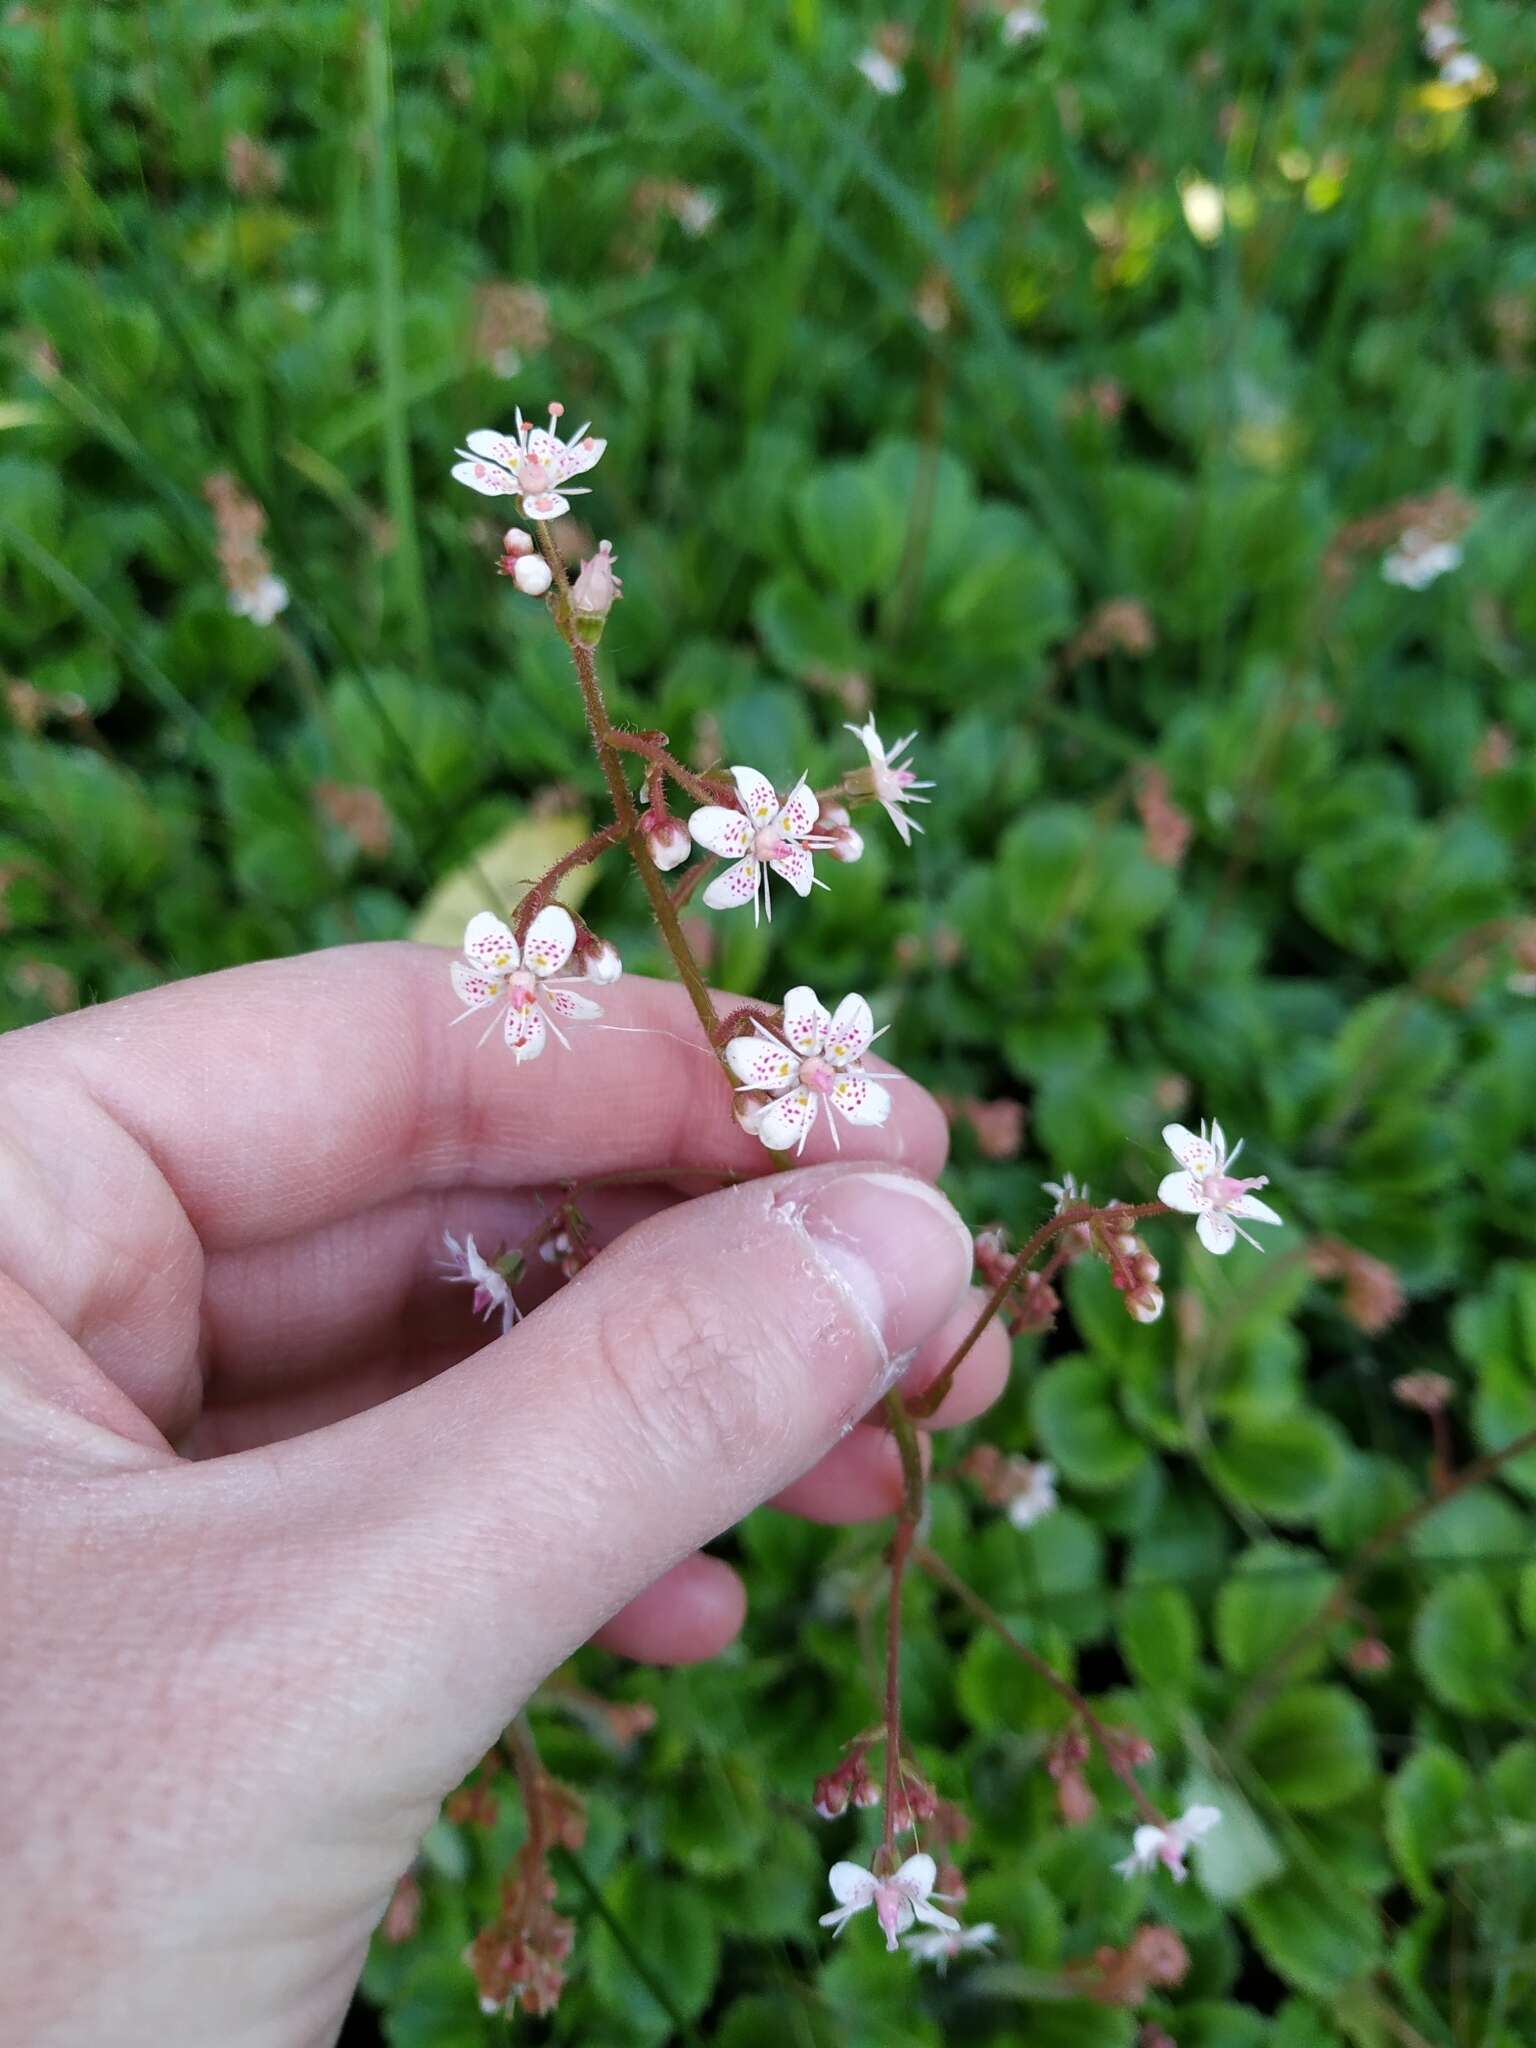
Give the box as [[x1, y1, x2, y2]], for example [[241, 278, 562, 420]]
[[825, 992, 875, 1065], [702, 856, 760, 910], [894, 1854, 938, 1899], [725, 1033, 798, 1089], [781, 985, 830, 1056], [523, 905, 577, 977], [463, 911, 520, 975], [1163, 1122, 1217, 1176], [768, 844, 816, 897], [552, 433, 606, 481], [1196, 1209, 1237, 1255], [451, 459, 519, 497], [775, 778, 820, 841], [730, 765, 781, 824], [1157, 1169, 1207, 1214], [544, 985, 602, 1022], [463, 429, 526, 469], [754, 1087, 820, 1152], [451, 961, 501, 1011], [827, 1863, 879, 1909], [689, 806, 753, 859], [505, 998, 547, 1063], [831, 1071, 891, 1128], [519, 490, 571, 520]]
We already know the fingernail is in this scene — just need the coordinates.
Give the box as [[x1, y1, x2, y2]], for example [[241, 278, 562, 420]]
[[798, 1170, 973, 1383]]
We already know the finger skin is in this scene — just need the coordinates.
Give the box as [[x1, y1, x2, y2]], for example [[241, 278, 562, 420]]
[[899, 1288, 1013, 1429], [591, 1555, 746, 1663]]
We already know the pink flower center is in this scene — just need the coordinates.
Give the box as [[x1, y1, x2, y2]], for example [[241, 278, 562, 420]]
[[874, 1882, 908, 1947], [520, 460, 553, 494], [753, 823, 793, 860], [509, 968, 538, 1004], [1201, 1171, 1268, 1208], [800, 1054, 836, 1095]]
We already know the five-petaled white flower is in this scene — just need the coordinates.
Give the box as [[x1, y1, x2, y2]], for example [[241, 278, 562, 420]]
[[1382, 532, 1462, 589], [1114, 1804, 1221, 1883], [819, 1853, 960, 1952], [903, 1922, 997, 1971], [689, 766, 831, 921], [440, 1231, 520, 1335], [845, 717, 933, 846], [451, 905, 602, 1062], [1158, 1121, 1281, 1255], [451, 401, 606, 521], [728, 986, 892, 1154]]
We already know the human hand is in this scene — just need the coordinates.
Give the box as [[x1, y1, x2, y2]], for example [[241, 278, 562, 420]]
[[0, 944, 1008, 2046]]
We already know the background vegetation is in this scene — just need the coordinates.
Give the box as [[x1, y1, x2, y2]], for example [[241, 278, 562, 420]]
[[4, 2, 1536, 2043]]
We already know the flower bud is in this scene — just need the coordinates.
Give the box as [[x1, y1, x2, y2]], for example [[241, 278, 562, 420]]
[[571, 539, 623, 643], [502, 527, 535, 558], [642, 813, 692, 872], [512, 554, 553, 597], [819, 801, 865, 864], [1126, 1283, 1164, 1324], [584, 939, 623, 985]]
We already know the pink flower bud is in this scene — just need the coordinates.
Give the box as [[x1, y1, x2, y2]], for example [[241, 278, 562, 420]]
[[512, 554, 553, 597], [1126, 1283, 1164, 1324], [819, 801, 865, 864], [643, 814, 692, 872], [571, 539, 622, 619], [502, 527, 535, 557], [584, 939, 623, 985]]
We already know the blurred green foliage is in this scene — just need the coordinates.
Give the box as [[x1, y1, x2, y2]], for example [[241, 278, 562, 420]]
[[4, 0, 1536, 2042]]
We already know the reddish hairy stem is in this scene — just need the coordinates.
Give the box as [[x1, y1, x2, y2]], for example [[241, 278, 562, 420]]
[[909, 1202, 1170, 1420], [914, 1545, 1166, 1828], [667, 859, 714, 913], [513, 820, 627, 936], [605, 728, 733, 807], [878, 1392, 927, 1866]]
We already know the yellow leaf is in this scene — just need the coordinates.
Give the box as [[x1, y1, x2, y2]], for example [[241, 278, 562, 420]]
[[411, 810, 596, 948]]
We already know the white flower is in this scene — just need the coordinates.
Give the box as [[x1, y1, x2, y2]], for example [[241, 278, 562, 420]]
[[688, 766, 832, 922], [1158, 1121, 1281, 1255], [1423, 21, 1459, 59], [511, 555, 553, 597], [1438, 50, 1482, 86], [642, 814, 692, 872], [450, 905, 603, 1062], [1002, 6, 1047, 43], [1114, 1804, 1221, 1883], [672, 188, 719, 237], [451, 401, 606, 521], [903, 1922, 997, 1971], [1007, 1460, 1058, 1530], [845, 718, 933, 846], [854, 48, 905, 95], [440, 1231, 519, 1336], [584, 939, 623, 986], [819, 1853, 960, 1952], [1043, 1171, 1090, 1212], [728, 987, 892, 1155], [230, 573, 289, 626], [1382, 532, 1462, 589]]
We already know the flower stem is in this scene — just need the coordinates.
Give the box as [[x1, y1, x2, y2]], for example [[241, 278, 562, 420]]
[[604, 728, 733, 806], [532, 522, 734, 1085], [914, 1544, 1166, 1827], [909, 1201, 1169, 1420], [513, 820, 628, 935], [878, 1391, 926, 1866]]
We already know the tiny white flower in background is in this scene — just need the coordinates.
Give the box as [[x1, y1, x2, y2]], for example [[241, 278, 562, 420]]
[[854, 48, 905, 95], [728, 987, 892, 1155], [1179, 174, 1225, 246], [229, 573, 289, 627], [688, 765, 832, 922], [904, 1922, 997, 1971], [1114, 1804, 1222, 1883], [1422, 21, 1459, 59], [845, 717, 934, 846], [1007, 1460, 1058, 1530], [441, 1230, 520, 1335], [819, 1853, 960, 1952], [1002, 6, 1046, 44], [672, 188, 720, 237], [1382, 531, 1463, 589], [1043, 1171, 1090, 1212], [450, 905, 603, 1062], [1510, 973, 1536, 998], [451, 400, 606, 521], [1159, 1121, 1282, 1255], [1438, 51, 1482, 86]]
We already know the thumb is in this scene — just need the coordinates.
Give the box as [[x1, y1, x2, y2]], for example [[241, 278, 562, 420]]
[[282, 1161, 973, 1782]]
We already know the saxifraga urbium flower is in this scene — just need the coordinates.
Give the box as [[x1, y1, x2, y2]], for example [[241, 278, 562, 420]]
[[431, 400, 1286, 2001]]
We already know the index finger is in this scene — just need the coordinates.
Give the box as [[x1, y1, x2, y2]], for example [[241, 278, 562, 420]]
[[5, 942, 948, 1255]]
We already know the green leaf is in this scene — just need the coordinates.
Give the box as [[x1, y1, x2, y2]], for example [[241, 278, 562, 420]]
[[751, 572, 862, 676], [1182, 1772, 1285, 1904], [1117, 1582, 1200, 1695], [1207, 1414, 1347, 1523], [1214, 1544, 1336, 1679], [1032, 1357, 1148, 1490], [1242, 1685, 1378, 1812], [1385, 1746, 1471, 1903], [587, 1865, 721, 2031], [1412, 1575, 1517, 1716], [1240, 1866, 1382, 1996], [794, 462, 906, 598]]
